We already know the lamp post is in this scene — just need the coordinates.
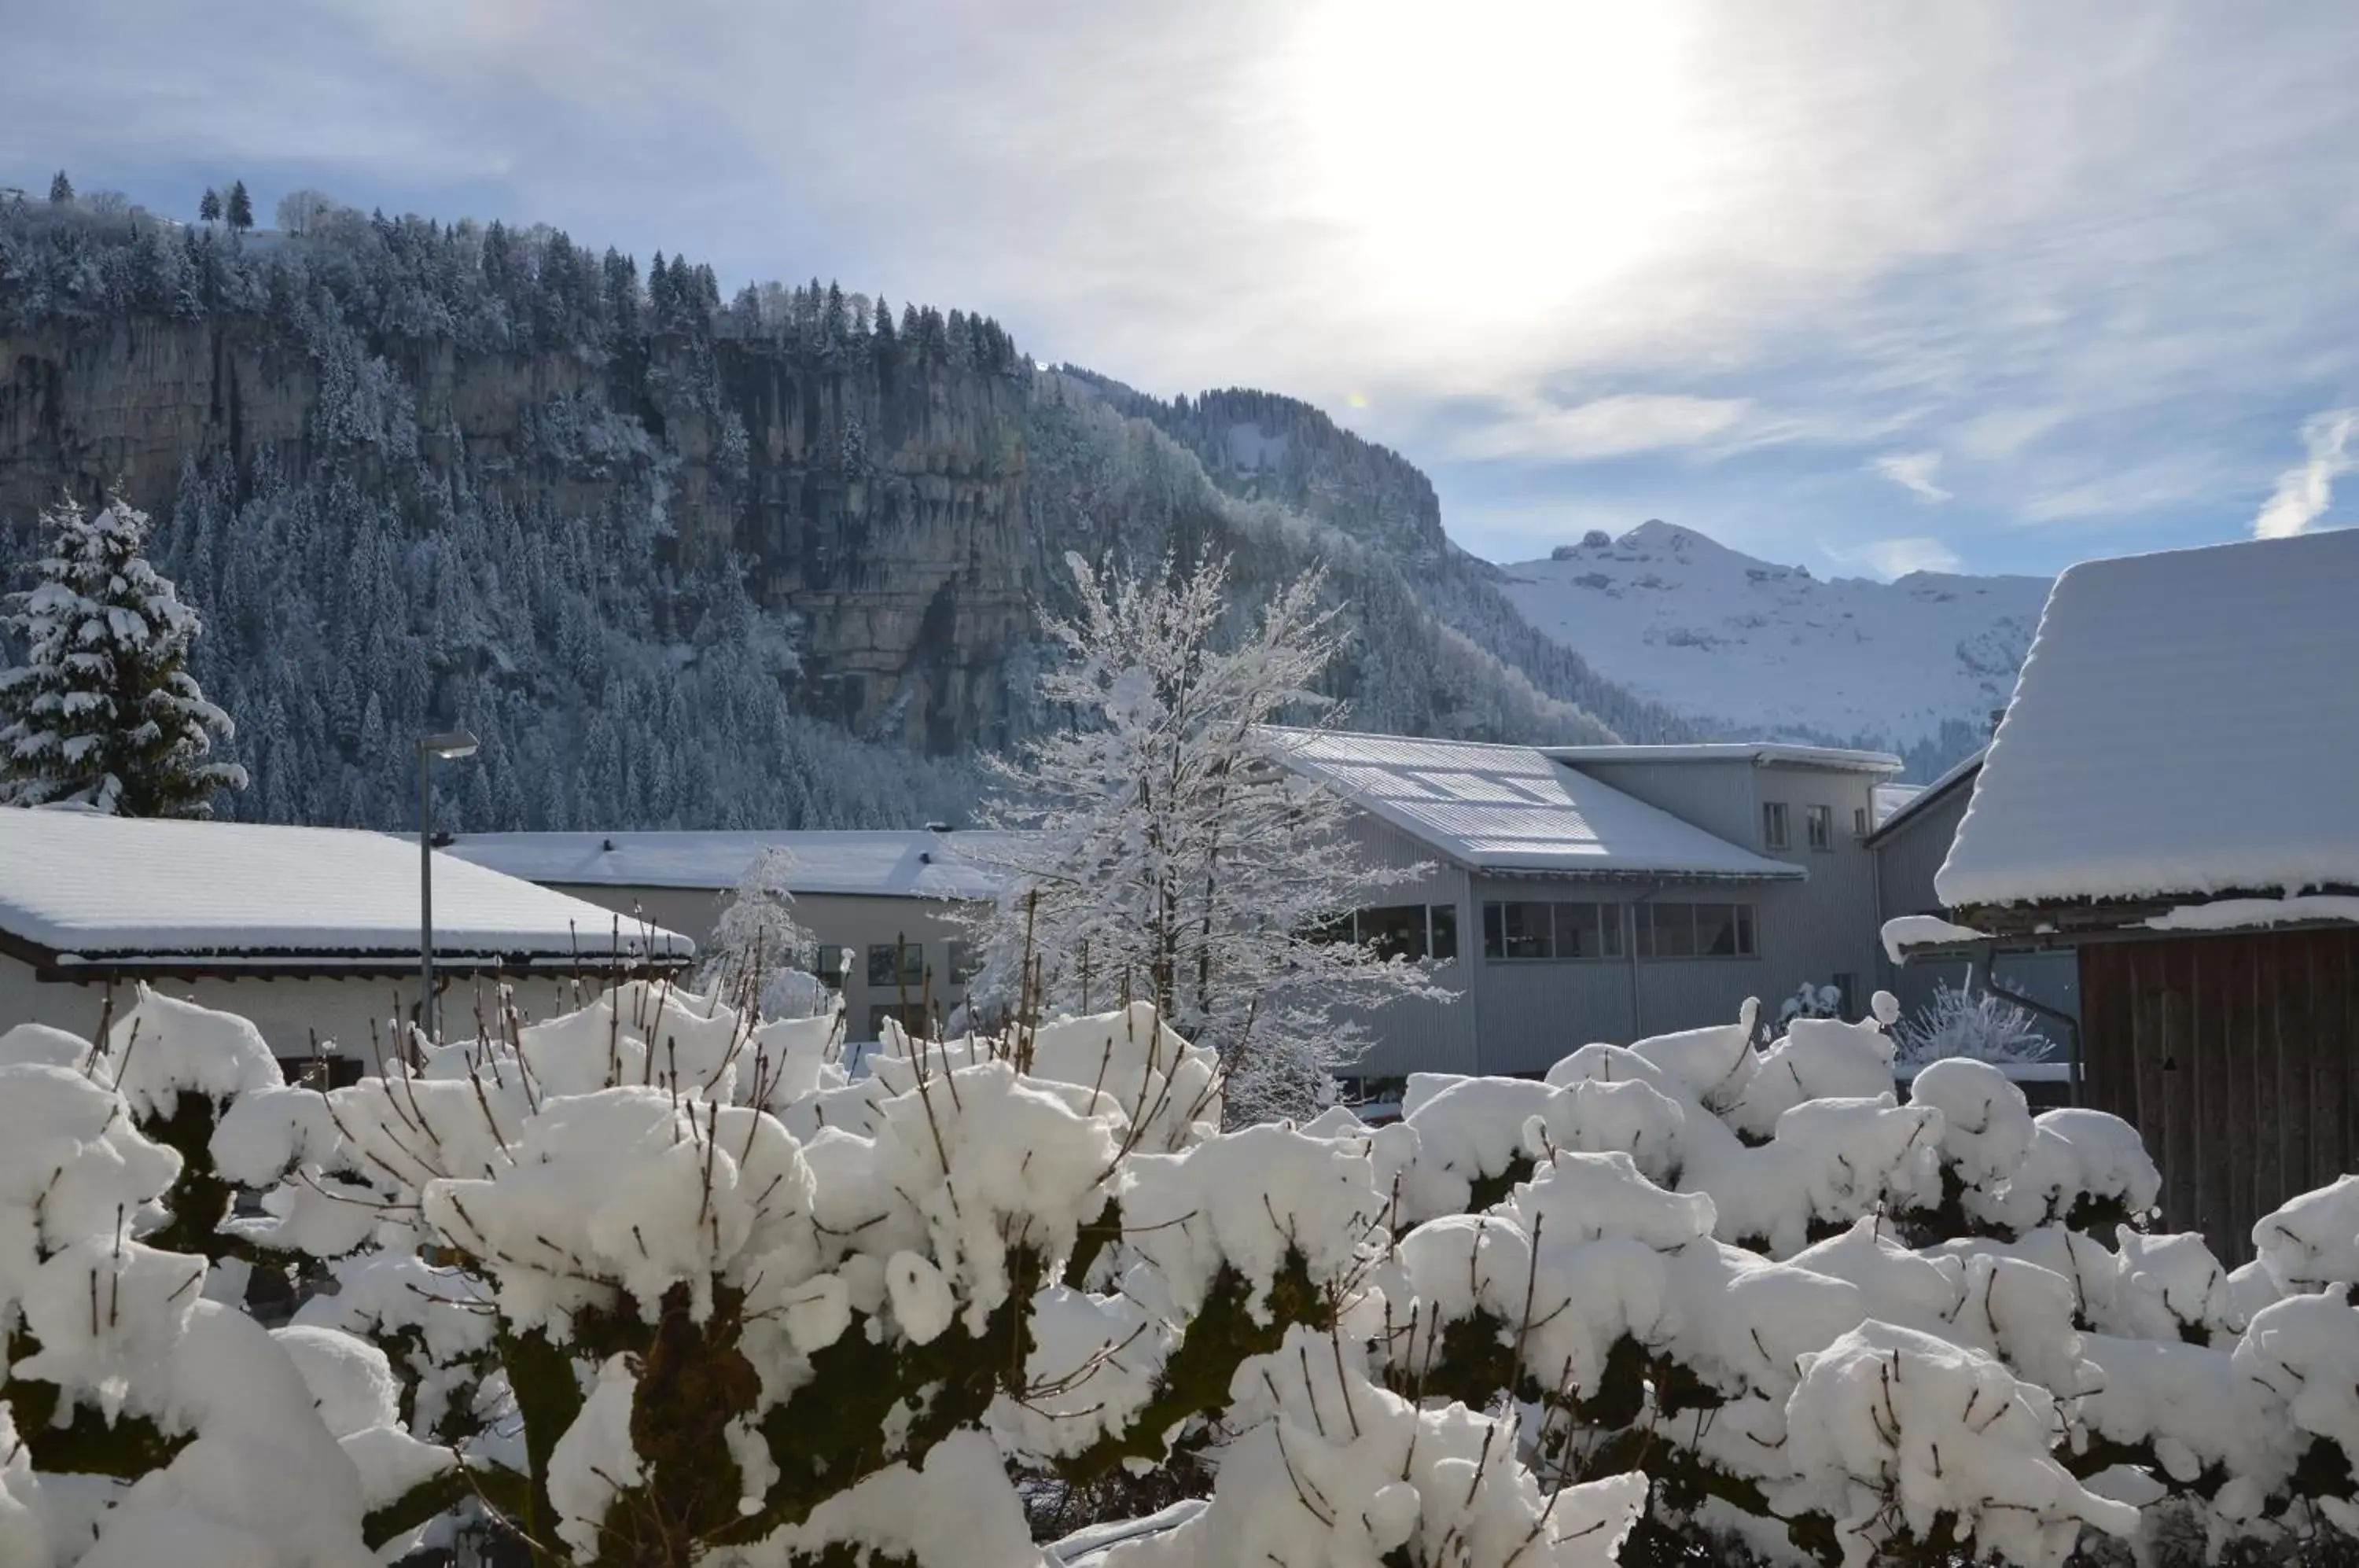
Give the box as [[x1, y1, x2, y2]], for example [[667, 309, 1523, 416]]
[[418, 731, 479, 1043]]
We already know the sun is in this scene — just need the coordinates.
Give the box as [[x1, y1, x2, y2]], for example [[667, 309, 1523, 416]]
[[1290, 0, 1699, 351]]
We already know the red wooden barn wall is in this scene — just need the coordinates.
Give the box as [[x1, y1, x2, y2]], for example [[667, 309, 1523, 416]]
[[2078, 929, 2359, 1265]]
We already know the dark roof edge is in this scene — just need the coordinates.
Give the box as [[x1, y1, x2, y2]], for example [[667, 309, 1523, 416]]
[[1864, 750, 1986, 847]]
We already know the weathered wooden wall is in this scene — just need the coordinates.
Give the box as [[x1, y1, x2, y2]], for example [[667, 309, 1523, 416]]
[[2080, 928, 2359, 1264]]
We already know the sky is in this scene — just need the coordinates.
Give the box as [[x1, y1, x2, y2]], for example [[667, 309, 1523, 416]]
[[9, 0, 2359, 580]]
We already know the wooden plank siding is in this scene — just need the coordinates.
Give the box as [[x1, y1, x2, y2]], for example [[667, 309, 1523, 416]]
[[2077, 929, 2359, 1264]]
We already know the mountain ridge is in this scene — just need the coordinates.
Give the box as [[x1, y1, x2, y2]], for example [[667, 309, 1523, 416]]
[[1500, 518, 2049, 777], [0, 191, 1662, 833]]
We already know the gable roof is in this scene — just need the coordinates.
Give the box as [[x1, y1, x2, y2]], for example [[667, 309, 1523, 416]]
[[1938, 528, 2359, 908], [1540, 742, 1902, 774], [0, 809, 693, 970], [1263, 728, 1805, 882], [1864, 749, 1984, 847], [447, 830, 1015, 900]]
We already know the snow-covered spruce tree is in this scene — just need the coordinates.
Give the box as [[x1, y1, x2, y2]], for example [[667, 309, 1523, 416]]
[[0, 493, 247, 815], [701, 847, 827, 1018], [966, 552, 1441, 1123]]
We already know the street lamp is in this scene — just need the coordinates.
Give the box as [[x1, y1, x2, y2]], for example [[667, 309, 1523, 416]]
[[418, 731, 479, 1043]]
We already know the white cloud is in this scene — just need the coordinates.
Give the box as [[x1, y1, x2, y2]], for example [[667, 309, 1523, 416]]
[[2253, 408, 2359, 538], [1870, 449, 1952, 503], [1450, 395, 1753, 463], [1837, 536, 1963, 579]]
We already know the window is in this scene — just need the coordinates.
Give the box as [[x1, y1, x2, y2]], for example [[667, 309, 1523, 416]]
[[1762, 801, 1790, 850], [1358, 904, 1430, 963], [867, 941, 923, 988], [1319, 905, 1459, 962], [947, 941, 982, 985], [1482, 901, 1621, 960], [1635, 902, 1757, 960], [1853, 805, 1870, 837], [1485, 901, 1551, 959], [1805, 804, 1832, 852], [815, 945, 848, 986], [867, 1003, 929, 1040]]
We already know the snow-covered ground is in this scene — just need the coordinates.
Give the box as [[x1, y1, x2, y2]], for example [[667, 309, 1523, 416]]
[[1498, 521, 2050, 754]]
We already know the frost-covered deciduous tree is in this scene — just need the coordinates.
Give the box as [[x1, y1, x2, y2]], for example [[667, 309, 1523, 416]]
[[701, 846, 824, 1017], [1894, 981, 2053, 1069], [0, 494, 247, 815], [966, 552, 1441, 1122]]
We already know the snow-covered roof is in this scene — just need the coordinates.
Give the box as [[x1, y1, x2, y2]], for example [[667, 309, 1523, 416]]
[[1263, 729, 1805, 882], [1938, 529, 2359, 908], [0, 810, 694, 967], [1541, 742, 1903, 775], [1865, 749, 1984, 845], [1872, 782, 1923, 827], [446, 830, 1016, 900]]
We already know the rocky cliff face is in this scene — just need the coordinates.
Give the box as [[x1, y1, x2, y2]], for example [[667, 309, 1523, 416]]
[[0, 201, 1681, 832], [0, 314, 1037, 753]]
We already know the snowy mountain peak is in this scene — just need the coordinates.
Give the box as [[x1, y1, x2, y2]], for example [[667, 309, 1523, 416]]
[[1501, 524, 2052, 775]]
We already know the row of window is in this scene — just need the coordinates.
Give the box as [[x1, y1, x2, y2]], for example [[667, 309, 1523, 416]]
[[814, 941, 984, 990], [1480, 900, 1758, 962], [1318, 904, 1460, 963], [1761, 801, 1870, 852]]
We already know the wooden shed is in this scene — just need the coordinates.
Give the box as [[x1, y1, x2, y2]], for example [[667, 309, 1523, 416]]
[[1889, 528, 2359, 1263]]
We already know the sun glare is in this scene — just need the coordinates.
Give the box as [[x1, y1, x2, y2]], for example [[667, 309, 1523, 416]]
[[1292, 0, 1699, 352]]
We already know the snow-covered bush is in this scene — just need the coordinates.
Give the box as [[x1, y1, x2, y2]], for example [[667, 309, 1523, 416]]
[[0, 996, 381, 1566], [22, 977, 2359, 1568], [1894, 981, 2055, 1069]]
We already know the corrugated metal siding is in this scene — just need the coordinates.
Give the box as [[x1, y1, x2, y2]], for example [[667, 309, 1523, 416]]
[[1334, 816, 1480, 1079], [1874, 788, 1971, 926], [1570, 760, 1761, 848], [1750, 767, 1886, 1014], [1466, 873, 1637, 1073], [1478, 958, 1640, 1074], [2081, 929, 2359, 1265]]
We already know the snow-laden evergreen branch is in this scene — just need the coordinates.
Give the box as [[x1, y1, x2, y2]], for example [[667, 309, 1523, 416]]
[[0, 493, 245, 815]]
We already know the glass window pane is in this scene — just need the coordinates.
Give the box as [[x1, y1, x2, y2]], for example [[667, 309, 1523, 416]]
[[816, 945, 846, 985], [1360, 904, 1427, 963], [1762, 802, 1789, 848], [1501, 902, 1551, 959], [1482, 902, 1505, 959], [948, 941, 981, 985], [1697, 904, 1739, 957], [1736, 905, 1756, 955], [868, 942, 922, 987], [1634, 904, 1654, 959], [1430, 904, 1459, 963], [1551, 901, 1595, 959], [1599, 904, 1624, 957], [1651, 904, 1697, 958], [1806, 804, 1832, 851]]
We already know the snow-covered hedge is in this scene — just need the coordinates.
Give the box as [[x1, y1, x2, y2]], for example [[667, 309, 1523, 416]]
[[9, 982, 2359, 1567]]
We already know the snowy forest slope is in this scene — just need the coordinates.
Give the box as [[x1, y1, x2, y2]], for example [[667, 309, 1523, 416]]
[[0, 192, 1673, 832]]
